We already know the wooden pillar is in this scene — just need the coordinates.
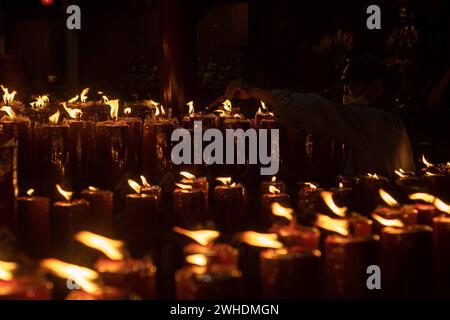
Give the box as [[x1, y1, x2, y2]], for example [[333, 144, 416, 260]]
[[158, 0, 197, 118]]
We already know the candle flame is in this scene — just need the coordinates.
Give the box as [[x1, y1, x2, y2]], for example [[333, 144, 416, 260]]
[[140, 175, 150, 187], [75, 231, 125, 261], [305, 182, 318, 189], [240, 231, 284, 249], [367, 173, 380, 179], [187, 101, 194, 114], [101, 95, 109, 104], [1, 85, 17, 105], [271, 202, 294, 221], [314, 214, 349, 236], [124, 107, 131, 116], [271, 176, 276, 183], [0, 261, 18, 281], [222, 100, 232, 112], [260, 101, 267, 111], [371, 213, 404, 227], [234, 113, 243, 119], [320, 191, 347, 217], [88, 186, 99, 192], [422, 155, 433, 168], [173, 226, 220, 246], [56, 184, 73, 201], [409, 193, 436, 203], [269, 185, 281, 195], [338, 182, 344, 189], [175, 183, 193, 191], [63, 103, 82, 119], [68, 95, 79, 103], [186, 254, 208, 267], [107, 99, 119, 121], [40, 259, 100, 294], [48, 110, 60, 124], [128, 179, 141, 194], [379, 189, 399, 207], [434, 198, 450, 214], [216, 177, 232, 186], [0, 106, 16, 119], [30, 95, 49, 109], [80, 88, 89, 103], [180, 171, 196, 181], [26, 189, 35, 196]]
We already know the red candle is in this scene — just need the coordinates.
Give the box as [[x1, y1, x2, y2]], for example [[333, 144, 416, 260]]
[[173, 183, 206, 229], [433, 215, 450, 298], [354, 174, 389, 215], [17, 189, 50, 259], [80, 187, 114, 234], [123, 179, 161, 254], [372, 205, 417, 235], [119, 110, 143, 172], [254, 105, 274, 128], [213, 178, 247, 233], [0, 134, 17, 230], [180, 172, 209, 211], [142, 110, 175, 182], [296, 181, 323, 223], [261, 186, 290, 228], [50, 185, 90, 260], [269, 222, 320, 251], [381, 225, 433, 299]]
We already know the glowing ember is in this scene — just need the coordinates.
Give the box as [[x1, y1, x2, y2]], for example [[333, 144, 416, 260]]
[[379, 189, 399, 207], [41, 259, 100, 294], [240, 231, 284, 249], [128, 179, 141, 194], [0, 261, 18, 281], [56, 184, 73, 202], [48, 110, 60, 124], [75, 231, 125, 260], [371, 213, 404, 227], [0, 106, 16, 119], [173, 226, 220, 246], [271, 202, 294, 221], [320, 191, 347, 217], [314, 214, 349, 236]]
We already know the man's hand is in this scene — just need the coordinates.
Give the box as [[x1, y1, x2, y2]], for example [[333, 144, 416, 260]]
[[225, 79, 253, 100]]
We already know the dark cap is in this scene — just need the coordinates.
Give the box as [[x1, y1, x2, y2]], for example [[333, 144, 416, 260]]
[[340, 54, 388, 85]]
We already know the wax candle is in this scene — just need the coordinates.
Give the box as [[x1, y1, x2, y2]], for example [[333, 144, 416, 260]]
[[254, 102, 274, 128], [296, 182, 323, 223], [261, 186, 290, 228], [260, 247, 322, 299], [372, 205, 417, 235], [0, 109, 32, 191], [213, 178, 247, 233], [74, 231, 157, 299], [260, 176, 286, 196], [354, 174, 389, 215], [17, 189, 50, 259], [180, 172, 209, 211], [330, 183, 355, 212], [381, 225, 433, 299], [50, 185, 90, 260], [80, 186, 114, 234], [142, 117, 175, 182], [119, 109, 143, 172], [183, 102, 218, 129], [66, 109, 96, 192], [123, 179, 161, 254], [173, 183, 206, 229], [34, 111, 70, 198], [433, 215, 450, 298], [0, 135, 17, 230]]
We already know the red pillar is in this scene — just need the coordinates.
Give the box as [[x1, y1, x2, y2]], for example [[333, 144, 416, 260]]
[[158, 0, 197, 118]]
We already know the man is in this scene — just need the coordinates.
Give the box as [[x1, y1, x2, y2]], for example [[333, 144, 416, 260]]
[[225, 54, 415, 178]]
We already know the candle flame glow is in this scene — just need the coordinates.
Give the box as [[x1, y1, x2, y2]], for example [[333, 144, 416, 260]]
[[409, 193, 436, 203], [30, 95, 49, 109], [80, 88, 89, 103], [48, 110, 60, 124], [175, 183, 193, 191], [75, 231, 125, 260], [187, 101, 194, 115], [140, 175, 150, 187], [124, 107, 131, 116], [107, 99, 119, 121], [271, 176, 276, 183], [186, 254, 208, 267], [63, 103, 82, 119], [222, 100, 232, 112], [379, 189, 399, 207], [40, 259, 100, 294], [1, 85, 17, 105], [320, 191, 347, 217], [269, 185, 281, 195], [434, 198, 450, 214], [422, 155, 433, 168], [240, 231, 284, 249], [173, 226, 220, 246], [216, 177, 232, 186], [56, 184, 73, 201], [180, 171, 196, 181], [314, 213, 349, 236], [0, 261, 18, 281], [271, 202, 294, 221], [371, 213, 404, 227], [0, 106, 16, 119], [128, 179, 141, 194], [88, 186, 99, 192], [26, 189, 35, 196]]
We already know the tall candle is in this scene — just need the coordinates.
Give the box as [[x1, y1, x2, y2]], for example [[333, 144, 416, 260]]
[[17, 190, 50, 259], [80, 187, 114, 234], [0, 135, 17, 230], [214, 178, 247, 233], [355, 174, 389, 215], [119, 114, 143, 172], [173, 183, 206, 229], [261, 187, 290, 229]]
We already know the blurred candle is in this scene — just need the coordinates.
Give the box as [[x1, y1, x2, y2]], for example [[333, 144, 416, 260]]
[[17, 189, 50, 259], [173, 183, 206, 229]]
